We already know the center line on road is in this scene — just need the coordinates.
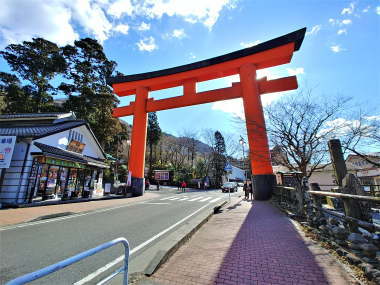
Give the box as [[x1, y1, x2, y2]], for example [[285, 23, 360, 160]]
[[74, 203, 211, 285]]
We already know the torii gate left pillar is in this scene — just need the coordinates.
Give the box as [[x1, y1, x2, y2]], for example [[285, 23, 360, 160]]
[[107, 28, 306, 200]]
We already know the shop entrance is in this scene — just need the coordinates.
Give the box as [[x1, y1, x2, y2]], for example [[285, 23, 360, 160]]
[[107, 28, 306, 200], [28, 157, 100, 202]]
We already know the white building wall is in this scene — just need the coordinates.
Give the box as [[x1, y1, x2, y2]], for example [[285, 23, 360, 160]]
[[1, 125, 105, 205], [0, 141, 33, 204], [33, 125, 104, 159], [227, 165, 245, 181]]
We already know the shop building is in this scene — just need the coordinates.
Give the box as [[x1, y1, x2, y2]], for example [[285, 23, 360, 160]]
[[0, 113, 109, 207]]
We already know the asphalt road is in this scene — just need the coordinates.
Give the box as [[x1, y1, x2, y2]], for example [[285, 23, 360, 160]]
[[0, 188, 240, 284]]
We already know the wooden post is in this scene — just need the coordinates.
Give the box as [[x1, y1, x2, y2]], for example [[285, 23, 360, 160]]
[[310, 183, 323, 208], [328, 139, 347, 186]]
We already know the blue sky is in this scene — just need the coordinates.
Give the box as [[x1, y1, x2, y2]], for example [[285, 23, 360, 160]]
[[1, 0, 379, 143]]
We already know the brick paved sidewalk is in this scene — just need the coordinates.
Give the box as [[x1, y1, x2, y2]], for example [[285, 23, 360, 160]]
[[0, 192, 158, 226], [149, 199, 357, 285]]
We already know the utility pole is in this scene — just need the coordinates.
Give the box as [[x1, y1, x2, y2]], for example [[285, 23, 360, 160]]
[[239, 136, 246, 181]]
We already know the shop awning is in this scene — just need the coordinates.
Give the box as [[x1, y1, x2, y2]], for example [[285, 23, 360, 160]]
[[32, 142, 109, 169]]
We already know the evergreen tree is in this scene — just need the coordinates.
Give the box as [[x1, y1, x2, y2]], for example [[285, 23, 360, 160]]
[[0, 72, 34, 113], [0, 38, 66, 112], [147, 112, 161, 176], [59, 38, 121, 147], [213, 131, 227, 187]]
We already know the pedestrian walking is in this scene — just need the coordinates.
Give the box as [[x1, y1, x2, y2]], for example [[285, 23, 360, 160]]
[[181, 181, 187, 192], [145, 179, 150, 190], [156, 181, 160, 191], [243, 183, 249, 200], [249, 183, 253, 200]]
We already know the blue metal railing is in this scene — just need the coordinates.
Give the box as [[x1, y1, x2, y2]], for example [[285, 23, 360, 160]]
[[6, 237, 130, 285]]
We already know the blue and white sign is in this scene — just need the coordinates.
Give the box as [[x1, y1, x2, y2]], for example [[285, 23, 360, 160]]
[[224, 163, 232, 172], [0, 136, 16, 168]]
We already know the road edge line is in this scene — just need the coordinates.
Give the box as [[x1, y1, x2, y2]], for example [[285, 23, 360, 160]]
[[143, 200, 228, 276]]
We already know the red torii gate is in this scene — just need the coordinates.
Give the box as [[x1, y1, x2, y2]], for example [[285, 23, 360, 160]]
[[107, 28, 306, 200]]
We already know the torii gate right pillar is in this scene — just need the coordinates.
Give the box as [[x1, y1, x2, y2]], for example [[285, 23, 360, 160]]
[[240, 63, 275, 200]]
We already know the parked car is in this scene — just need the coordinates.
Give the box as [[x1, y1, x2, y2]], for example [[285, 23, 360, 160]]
[[221, 182, 238, 193]]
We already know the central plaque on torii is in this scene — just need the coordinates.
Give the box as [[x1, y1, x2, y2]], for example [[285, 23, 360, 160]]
[[107, 27, 306, 200]]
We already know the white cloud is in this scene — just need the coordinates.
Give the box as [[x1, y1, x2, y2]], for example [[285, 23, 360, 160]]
[[328, 18, 352, 26], [189, 52, 196, 59], [330, 45, 345, 53], [131, 0, 236, 29], [137, 22, 151, 31], [0, 0, 115, 46], [107, 0, 133, 18], [0, 0, 236, 48], [166, 28, 186, 39], [306, 25, 321, 36], [212, 98, 245, 119], [365, 115, 380, 121], [341, 3, 355, 15], [362, 6, 370, 13], [337, 29, 347, 35], [0, 0, 79, 46], [320, 118, 360, 137], [137, 36, 158, 52], [114, 24, 129, 34], [377, 6, 380, 15], [286, 67, 304, 76], [68, 0, 113, 43], [240, 40, 261, 48]]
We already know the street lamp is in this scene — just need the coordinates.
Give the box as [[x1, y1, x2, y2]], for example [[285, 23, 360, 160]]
[[239, 136, 246, 159], [239, 136, 246, 181]]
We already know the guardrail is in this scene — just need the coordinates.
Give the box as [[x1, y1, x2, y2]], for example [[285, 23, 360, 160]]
[[6, 237, 130, 285], [274, 183, 380, 232], [308, 190, 380, 202]]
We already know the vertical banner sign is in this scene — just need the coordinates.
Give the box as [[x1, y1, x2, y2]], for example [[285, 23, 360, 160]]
[[0, 136, 16, 168]]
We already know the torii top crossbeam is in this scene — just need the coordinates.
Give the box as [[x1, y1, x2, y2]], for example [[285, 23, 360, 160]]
[[107, 27, 306, 200]]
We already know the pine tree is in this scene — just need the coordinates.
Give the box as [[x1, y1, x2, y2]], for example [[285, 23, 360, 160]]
[[0, 72, 34, 113], [59, 38, 121, 147], [147, 112, 161, 176], [213, 131, 227, 187], [1, 38, 66, 112]]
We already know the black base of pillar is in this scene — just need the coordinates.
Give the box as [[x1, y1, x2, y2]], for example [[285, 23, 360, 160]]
[[252, 174, 275, 201], [131, 177, 145, 197]]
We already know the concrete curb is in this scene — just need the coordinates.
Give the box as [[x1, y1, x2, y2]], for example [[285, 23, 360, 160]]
[[144, 200, 228, 276]]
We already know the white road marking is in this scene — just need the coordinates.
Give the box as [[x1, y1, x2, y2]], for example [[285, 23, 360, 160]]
[[74, 203, 211, 285], [142, 202, 171, 205], [209, 197, 222, 203], [200, 197, 212, 202], [187, 196, 204, 202], [178, 196, 190, 201], [167, 197, 181, 200], [159, 196, 176, 200]]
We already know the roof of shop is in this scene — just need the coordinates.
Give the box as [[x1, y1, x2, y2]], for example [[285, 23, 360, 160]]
[[0, 120, 86, 138], [0, 112, 76, 120], [32, 142, 108, 168]]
